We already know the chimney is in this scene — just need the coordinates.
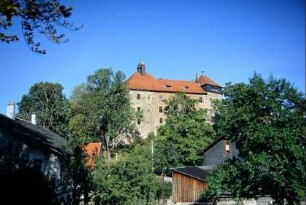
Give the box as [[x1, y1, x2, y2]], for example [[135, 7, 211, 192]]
[[137, 61, 146, 76], [31, 113, 37, 125], [7, 102, 16, 119]]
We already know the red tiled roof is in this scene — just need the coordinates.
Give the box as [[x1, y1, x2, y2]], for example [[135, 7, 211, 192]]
[[127, 72, 165, 91], [197, 74, 221, 87], [127, 72, 207, 94], [83, 142, 102, 168]]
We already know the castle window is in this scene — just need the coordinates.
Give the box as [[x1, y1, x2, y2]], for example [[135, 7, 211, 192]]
[[137, 119, 141, 125], [159, 118, 163, 124], [137, 107, 141, 111], [159, 106, 163, 113], [199, 97, 203, 103], [137, 94, 140, 100]]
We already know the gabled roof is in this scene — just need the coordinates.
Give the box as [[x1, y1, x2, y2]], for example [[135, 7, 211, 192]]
[[173, 166, 210, 181], [0, 114, 69, 154], [199, 136, 226, 154], [127, 71, 207, 94], [198, 74, 222, 88], [84, 142, 102, 168]]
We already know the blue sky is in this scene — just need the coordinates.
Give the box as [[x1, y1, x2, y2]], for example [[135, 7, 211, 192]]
[[0, 0, 305, 114]]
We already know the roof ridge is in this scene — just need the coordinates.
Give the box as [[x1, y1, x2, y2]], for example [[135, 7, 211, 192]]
[[128, 71, 207, 94]]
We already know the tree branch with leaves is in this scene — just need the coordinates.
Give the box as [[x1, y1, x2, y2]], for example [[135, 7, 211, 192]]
[[0, 0, 81, 54]]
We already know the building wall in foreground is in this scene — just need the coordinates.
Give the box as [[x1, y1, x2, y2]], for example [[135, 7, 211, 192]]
[[0, 128, 62, 181]]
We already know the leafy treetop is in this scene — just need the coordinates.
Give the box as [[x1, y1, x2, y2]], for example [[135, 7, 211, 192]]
[[205, 73, 306, 204], [69, 68, 138, 145], [18, 82, 71, 137], [154, 92, 216, 174]]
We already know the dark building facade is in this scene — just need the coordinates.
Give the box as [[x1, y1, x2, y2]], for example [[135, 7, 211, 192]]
[[202, 136, 239, 166]]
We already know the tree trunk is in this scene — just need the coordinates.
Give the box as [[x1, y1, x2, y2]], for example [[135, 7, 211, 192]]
[[106, 135, 111, 162]]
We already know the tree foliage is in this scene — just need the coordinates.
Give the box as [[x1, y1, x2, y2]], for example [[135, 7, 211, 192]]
[[63, 143, 93, 205], [92, 143, 164, 205], [69, 68, 138, 155], [0, 0, 80, 54], [154, 92, 216, 173], [18, 82, 71, 137], [205, 74, 306, 204]]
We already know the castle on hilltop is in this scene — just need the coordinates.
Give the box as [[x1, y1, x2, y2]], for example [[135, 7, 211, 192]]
[[127, 62, 222, 138]]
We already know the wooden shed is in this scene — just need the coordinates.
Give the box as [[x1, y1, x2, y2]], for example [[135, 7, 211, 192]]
[[172, 166, 209, 203]]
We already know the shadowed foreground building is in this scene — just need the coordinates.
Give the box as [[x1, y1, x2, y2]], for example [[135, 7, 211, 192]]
[[0, 102, 69, 181], [127, 62, 222, 138]]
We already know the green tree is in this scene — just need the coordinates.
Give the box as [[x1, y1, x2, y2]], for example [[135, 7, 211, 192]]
[[205, 74, 306, 204], [69, 68, 138, 159], [154, 92, 216, 174], [18, 82, 71, 137], [63, 143, 93, 205], [92, 143, 163, 205], [0, 0, 80, 54]]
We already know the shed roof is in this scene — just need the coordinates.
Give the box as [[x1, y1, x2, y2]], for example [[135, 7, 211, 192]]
[[173, 166, 210, 182], [0, 114, 69, 154]]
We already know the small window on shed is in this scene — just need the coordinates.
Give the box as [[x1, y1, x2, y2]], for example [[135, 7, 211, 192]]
[[224, 140, 231, 154], [137, 94, 141, 100]]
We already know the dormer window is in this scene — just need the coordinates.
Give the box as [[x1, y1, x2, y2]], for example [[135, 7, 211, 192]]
[[166, 84, 172, 88], [183, 85, 190, 90]]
